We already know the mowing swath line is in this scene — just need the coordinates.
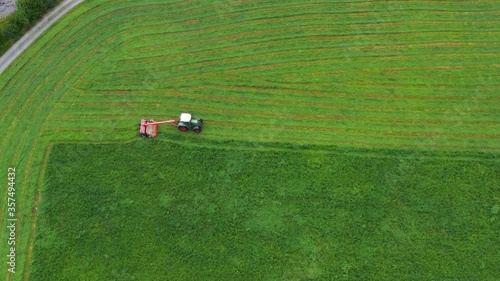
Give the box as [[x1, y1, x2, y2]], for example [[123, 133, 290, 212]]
[[169, 89, 500, 114], [47, 128, 126, 133], [90, 64, 497, 97], [106, 60, 498, 86], [150, 17, 498, 40], [13, 50, 102, 280], [62, 100, 496, 120], [122, 16, 499, 52], [20, 143, 51, 281], [331, 79, 500, 89], [0, 0, 125, 132], [0, 0, 165, 138], [129, 0, 500, 35], [42, 135, 500, 159], [221, 52, 499, 73], [100, 47, 499, 76], [96, 53, 499, 86], [123, 38, 499, 63], [132, 16, 499, 41], [117, 37, 500, 66], [42, 127, 500, 153], [195, 84, 500, 102], [89, 86, 497, 101], [0, 23, 116, 154], [134, 13, 500, 45], [127, 12, 500, 50], [206, 132, 500, 152], [0, 20, 102, 255], [123, 18, 499, 56], [115, 30, 500, 66], [68, 88, 500, 109], [51, 104, 499, 133], [0, 0, 123, 117], [58, 91, 496, 124], [210, 121, 500, 140], [0, 0, 496, 278], [93, 1, 500, 46], [58, 114, 145, 119], [55, 112, 499, 128], [19, 30, 120, 281], [6, 5, 141, 278], [39, 136, 500, 164], [290, 64, 500, 76]]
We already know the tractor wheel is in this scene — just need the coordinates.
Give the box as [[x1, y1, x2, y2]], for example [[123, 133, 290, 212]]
[[193, 126, 201, 133], [178, 126, 188, 131]]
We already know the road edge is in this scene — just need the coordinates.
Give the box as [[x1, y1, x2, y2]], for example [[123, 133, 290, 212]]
[[0, 0, 85, 75]]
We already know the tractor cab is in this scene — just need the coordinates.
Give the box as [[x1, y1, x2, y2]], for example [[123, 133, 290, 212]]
[[177, 113, 203, 133]]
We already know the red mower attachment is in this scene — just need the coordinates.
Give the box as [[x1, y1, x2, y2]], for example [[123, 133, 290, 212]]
[[139, 119, 177, 137]]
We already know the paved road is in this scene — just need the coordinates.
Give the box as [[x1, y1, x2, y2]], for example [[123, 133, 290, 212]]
[[0, 0, 17, 19], [0, 0, 85, 75]]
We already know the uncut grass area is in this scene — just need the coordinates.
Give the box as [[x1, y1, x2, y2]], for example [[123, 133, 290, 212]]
[[32, 138, 499, 280]]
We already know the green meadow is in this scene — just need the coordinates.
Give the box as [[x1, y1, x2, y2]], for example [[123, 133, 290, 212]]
[[0, 0, 498, 280], [32, 138, 499, 280]]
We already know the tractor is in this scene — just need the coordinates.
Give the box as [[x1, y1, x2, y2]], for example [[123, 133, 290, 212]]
[[139, 113, 204, 137]]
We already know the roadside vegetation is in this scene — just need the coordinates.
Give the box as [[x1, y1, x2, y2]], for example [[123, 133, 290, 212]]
[[0, 0, 59, 54]]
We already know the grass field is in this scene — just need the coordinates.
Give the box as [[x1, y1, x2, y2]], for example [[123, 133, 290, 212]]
[[0, 0, 499, 280], [32, 138, 499, 280]]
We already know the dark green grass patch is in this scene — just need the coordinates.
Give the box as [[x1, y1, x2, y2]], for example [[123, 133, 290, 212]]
[[32, 138, 499, 280]]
